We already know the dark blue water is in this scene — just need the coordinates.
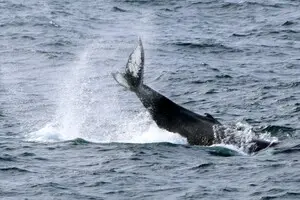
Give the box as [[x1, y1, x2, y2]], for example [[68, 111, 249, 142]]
[[1, 0, 300, 199]]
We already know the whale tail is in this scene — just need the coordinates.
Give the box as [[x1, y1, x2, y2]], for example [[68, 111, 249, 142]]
[[112, 38, 144, 91]]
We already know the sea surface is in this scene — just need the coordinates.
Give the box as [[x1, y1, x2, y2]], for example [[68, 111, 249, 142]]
[[1, 0, 300, 199]]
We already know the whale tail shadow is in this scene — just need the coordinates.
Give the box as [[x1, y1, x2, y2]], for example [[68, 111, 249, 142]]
[[112, 38, 144, 91]]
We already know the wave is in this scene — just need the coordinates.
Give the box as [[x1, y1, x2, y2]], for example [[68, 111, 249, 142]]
[[273, 144, 300, 155], [260, 192, 300, 200], [173, 41, 240, 52], [261, 81, 300, 90], [189, 162, 214, 170], [259, 125, 296, 138], [112, 6, 127, 12], [231, 33, 254, 37], [188, 1, 290, 9], [190, 79, 214, 84], [206, 144, 247, 157], [215, 74, 232, 79], [0, 155, 16, 162], [70, 138, 91, 145], [41, 40, 74, 47], [282, 21, 296, 26], [221, 2, 284, 9], [0, 167, 32, 173]]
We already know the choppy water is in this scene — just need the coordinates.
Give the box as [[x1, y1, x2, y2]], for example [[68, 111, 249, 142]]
[[1, 0, 300, 199]]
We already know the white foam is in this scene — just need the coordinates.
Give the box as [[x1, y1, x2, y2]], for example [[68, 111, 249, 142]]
[[116, 117, 187, 144], [26, 123, 64, 142], [214, 121, 278, 153], [26, 111, 187, 145]]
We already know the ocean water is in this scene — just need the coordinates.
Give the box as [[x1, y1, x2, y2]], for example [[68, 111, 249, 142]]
[[1, 0, 300, 199]]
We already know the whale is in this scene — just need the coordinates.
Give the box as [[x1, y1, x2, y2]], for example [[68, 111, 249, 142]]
[[112, 39, 278, 153]]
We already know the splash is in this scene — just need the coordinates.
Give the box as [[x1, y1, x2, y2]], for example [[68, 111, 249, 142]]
[[26, 47, 92, 142], [114, 112, 187, 144], [24, 7, 175, 145], [25, 41, 187, 145], [214, 122, 278, 153], [26, 123, 64, 142], [26, 110, 187, 145]]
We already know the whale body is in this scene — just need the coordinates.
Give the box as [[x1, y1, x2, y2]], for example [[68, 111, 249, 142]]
[[112, 39, 277, 153]]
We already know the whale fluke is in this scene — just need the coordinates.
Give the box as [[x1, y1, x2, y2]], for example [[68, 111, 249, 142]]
[[112, 38, 144, 91]]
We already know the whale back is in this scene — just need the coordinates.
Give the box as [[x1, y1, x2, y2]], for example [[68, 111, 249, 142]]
[[136, 84, 219, 145]]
